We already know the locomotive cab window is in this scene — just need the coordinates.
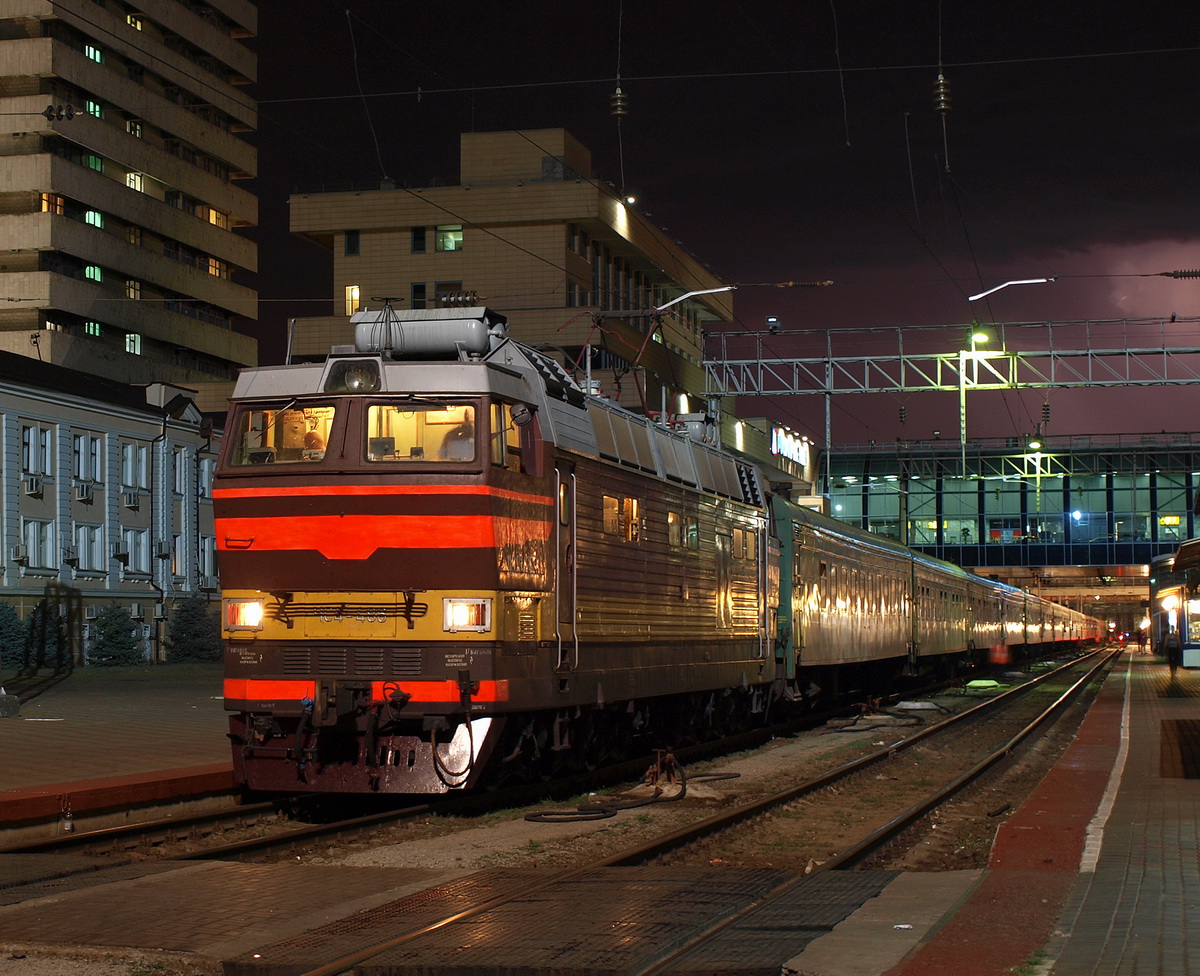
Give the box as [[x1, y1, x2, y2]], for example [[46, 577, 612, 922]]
[[365, 403, 476, 462], [489, 402, 523, 472], [229, 404, 336, 466]]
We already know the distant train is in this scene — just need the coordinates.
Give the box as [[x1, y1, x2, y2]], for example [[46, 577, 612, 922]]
[[214, 306, 1103, 794]]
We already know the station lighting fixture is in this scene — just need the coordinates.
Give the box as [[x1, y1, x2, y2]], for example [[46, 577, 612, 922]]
[[968, 278, 1056, 302]]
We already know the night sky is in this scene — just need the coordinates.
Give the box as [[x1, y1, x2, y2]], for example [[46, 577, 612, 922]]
[[246, 1, 1200, 446]]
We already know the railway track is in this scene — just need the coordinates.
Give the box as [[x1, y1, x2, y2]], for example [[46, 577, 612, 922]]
[[216, 646, 1116, 976]]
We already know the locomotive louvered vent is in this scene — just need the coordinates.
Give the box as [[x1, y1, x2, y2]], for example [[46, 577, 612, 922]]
[[282, 648, 309, 674], [737, 464, 763, 506], [355, 648, 386, 676], [317, 649, 348, 673], [517, 610, 536, 641], [392, 649, 422, 677], [527, 348, 586, 406]]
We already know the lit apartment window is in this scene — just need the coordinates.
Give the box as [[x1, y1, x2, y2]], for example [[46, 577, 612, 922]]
[[207, 258, 228, 278], [411, 227, 426, 253], [126, 172, 144, 191], [85, 265, 102, 282], [127, 226, 142, 246], [435, 224, 463, 251], [87, 155, 104, 172], [84, 44, 103, 63], [126, 120, 142, 138], [40, 193, 64, 215], [345, 285, 361, 316], [208, 208, 228, 229], [126, 333, 142, 355], [84, 210, 103, 227], [84, 321, 102, 336], [411, 282, 427, 309], [85, 100, 103, 118], [345, 230, 360, 256], [126, 14, 143, 30], [124, 281, 140, 301]]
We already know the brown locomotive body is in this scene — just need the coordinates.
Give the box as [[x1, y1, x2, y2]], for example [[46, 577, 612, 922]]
[[217, 307, 770, 793]]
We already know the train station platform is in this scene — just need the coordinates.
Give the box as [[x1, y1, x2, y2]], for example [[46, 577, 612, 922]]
[[0, 652, 1193, 976], [0, 663, 233, 837]]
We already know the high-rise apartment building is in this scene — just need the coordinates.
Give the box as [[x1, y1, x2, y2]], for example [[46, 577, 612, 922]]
[[287, 129, 733, 416], [0, 0, 258, 386]]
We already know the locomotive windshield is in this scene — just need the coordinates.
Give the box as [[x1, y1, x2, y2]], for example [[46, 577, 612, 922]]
[[229, 403, 336, 466], [366, 403, 477, 462]]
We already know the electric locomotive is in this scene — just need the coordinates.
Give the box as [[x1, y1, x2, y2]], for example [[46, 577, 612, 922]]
[[216, 305, 772, 793]]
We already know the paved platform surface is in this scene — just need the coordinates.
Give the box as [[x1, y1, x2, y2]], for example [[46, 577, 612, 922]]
[[0, 663, 232, 832]]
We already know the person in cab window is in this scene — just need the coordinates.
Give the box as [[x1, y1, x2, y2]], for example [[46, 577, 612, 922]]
[[439, 421, 474, 460]]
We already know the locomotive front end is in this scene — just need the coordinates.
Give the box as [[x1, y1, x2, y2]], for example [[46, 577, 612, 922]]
[[215, 308, 553, 793]]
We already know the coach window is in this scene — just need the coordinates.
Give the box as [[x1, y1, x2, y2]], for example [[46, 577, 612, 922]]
[[229, 405, 336, 466], [668, 511, 683, 547], [365, 404, 476, 462], [602, 495, 640, 542]]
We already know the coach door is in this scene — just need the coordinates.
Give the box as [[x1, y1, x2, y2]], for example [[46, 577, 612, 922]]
[[555, 462, 578, 671]]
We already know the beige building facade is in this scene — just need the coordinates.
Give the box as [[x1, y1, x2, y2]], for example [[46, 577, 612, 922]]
[[288, 128, 733, 416], [0, 0, 258, 386]]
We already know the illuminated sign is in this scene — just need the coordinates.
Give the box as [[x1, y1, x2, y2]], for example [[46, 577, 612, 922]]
[[771, 428, 810, 467], [1161, 515, 1182, 526]]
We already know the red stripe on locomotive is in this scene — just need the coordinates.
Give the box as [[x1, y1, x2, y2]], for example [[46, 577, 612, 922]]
[[224, 678, 510, 703]]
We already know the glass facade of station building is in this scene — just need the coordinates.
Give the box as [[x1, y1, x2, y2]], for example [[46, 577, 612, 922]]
[[826, 436, 1197, 569]]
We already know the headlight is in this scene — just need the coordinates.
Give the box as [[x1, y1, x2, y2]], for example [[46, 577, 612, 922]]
[[225, 598, 265, 631], [443, 598, 492, 633]]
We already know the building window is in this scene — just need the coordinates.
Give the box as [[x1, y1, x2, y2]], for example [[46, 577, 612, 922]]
[[125, 279, 141, 299], [207, 258, 228, 278], [84, 210, 103, 227], [22, 424, 53, 475], [23, 519, 57, 569], [411, 227, 426, 253], [125, 333, 142, 355], [41, 193, 64, 215], [84, 44, 103, 63], [435, 224, 463, 251], [127, 226, 142, 246], [121, 527, 150, 574], [344, 230, 360, 256], [126, 172, 143, 191], [85, 100, 103, 118], [345, 285, 360, 317], [85, 265, 102, 281], [126, 14, 143, 30], [126, 119, 142, 138], [73, 433, 103, 481], [198, 458, 215, 498], [121, 442, 149, 488], [173, 448, 188, 494], [84, 321, 102, 336], [411, 282, 427, 309], [208, 208, 228, 229], [87, 155, 104, 172], [75, 524, 104, 572]]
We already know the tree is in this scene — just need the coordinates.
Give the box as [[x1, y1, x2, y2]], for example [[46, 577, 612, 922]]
[[88, 604, 145, 666], [0, 602, 25, 674], [24, 598, 68, 672], [164, 596, 222, 662]]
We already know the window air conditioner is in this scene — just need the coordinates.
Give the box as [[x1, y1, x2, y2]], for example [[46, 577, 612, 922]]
[[128, 603, 143, 619], [62, 545, 78, 566], [155, 541, 171, 559], [111, 543, 129, 563], [153, 603, 167, 620], [75, 482, 94, 502], [200, 575, 217, 590], [23, 475, 43, 496], [84, 605, 99, 620], [122, 490, 140, 509], [10, 545, 29, 564]]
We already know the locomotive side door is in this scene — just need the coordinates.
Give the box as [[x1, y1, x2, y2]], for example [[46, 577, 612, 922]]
[[555, 462, 578, 671]]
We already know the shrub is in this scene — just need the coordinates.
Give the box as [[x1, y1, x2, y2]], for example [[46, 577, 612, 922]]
[[88, 604, 145, 666], [164, 595, 222, 662]]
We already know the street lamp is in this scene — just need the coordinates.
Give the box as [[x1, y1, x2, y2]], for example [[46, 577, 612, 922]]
[[968, 277, 1056, 302]]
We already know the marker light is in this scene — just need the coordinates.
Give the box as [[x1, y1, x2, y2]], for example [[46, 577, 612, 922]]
[[443, 598, 492, 633], [225, 598, 265, 631]]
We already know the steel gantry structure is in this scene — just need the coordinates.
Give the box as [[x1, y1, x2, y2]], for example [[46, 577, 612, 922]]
[[704, 316, 1200, 469]]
